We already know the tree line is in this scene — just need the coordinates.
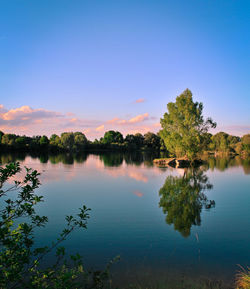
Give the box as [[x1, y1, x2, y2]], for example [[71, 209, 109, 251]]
[[0, 130, 162, 152], [0, 128, 249, 157], [0, 89, 249, 157]]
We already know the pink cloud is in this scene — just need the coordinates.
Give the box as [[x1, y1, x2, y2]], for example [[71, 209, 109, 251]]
[[106, 113, 150, 126], [126, 125, 157, 135], [135, 98, 145, 103], [0, 105, 161, 140], [34, 119, 43, 124], [0, 104, 101, 137], [83, 128, 91, 134], [107, 117, 119, 124], [117, 119, 127, 124], [128, 113, 149, 123], [96, 124, 105, 131], [0, 105, 62, 126], [66, 112, 75, 117]]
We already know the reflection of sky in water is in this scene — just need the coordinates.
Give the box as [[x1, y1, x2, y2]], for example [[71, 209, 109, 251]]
[[3, 153, 250, 284], [12, 155, 177, 186]]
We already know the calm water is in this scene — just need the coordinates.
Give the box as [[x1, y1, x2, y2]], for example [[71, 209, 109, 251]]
[[1, 152, 250, 286]]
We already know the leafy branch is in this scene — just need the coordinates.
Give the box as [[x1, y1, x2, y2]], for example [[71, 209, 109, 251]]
[[0, 162, 114, 289]]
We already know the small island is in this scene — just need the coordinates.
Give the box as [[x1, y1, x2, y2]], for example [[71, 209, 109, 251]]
[[153, 157, 203, 168]]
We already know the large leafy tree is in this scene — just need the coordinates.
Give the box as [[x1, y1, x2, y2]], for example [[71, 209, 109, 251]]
[[134, 133, 144, 148], [242, 134, 250, 154], [15, 136, 29, 149], [159, 89, 216, 159], [73, 132, 88, 151], [143, 132, 161, 150], [1, 134, 17, 146], [209, 132, 241, 153], [39, 135, 49, 148], [49, 134, 61, 148], [0, 131, 4, 143], [60, 132, 75, 150], [102, 130, 123, 144]]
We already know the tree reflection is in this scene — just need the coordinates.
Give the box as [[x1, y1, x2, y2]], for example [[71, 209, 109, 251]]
[[99, 153, 124, 167], [204, 156, 250, 174], [0, 152, 27, 164], [241, 158, 250, 174], [74, 153, 88, 164], [159, 168, 215, 237], [124, 152, 144, 166], [47, 153, 88, 165], [39, 153, 49, 163]]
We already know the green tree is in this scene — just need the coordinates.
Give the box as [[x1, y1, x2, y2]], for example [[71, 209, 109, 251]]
[[242, 134, 250, 154], [235, 142, 243, 155], [29, 136, 41, 151], [39, 135, 49, 148], [134, 133, 144, 148], [219, 135, 228, 152], [143, 132, 161, 150], [49, 134, 61, 150], [61, 132, 75, 150], [125, 134, 136, 144], [102, 130, 123, 144], [242, 134, 250, 145], [227, 135, 240, 145], [73, 132, 88, 151], [1, 134, 17, 146], [0, 162, 115, 288], [211, 132, 228, 152], [0, 131, 4, 143], [159, 89, 216, 159], [15, 136, 28, 149], [124, 133, 144, 149], [201, 132, 212, 151], [124, 134, 137, 149]]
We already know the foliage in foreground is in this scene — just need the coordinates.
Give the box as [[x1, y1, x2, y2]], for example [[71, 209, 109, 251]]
[[235, 267, 250, 289], [0, 162, 114, 289]]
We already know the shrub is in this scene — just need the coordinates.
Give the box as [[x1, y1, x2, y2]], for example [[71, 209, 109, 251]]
[[235, 267, 250, 289], [0, 162, 114, 289]]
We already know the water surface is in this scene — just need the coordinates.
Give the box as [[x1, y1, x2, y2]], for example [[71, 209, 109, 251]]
[[1, 152, 249, 287]]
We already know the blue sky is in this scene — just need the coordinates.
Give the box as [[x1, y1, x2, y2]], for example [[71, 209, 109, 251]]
[[0, 0, 249, 138]]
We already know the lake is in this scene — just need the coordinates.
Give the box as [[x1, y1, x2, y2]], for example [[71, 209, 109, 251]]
[[1, 152, 250, 288]]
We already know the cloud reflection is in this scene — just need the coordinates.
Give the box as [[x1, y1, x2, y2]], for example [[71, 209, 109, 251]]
[[133, 190, 144, 197]]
